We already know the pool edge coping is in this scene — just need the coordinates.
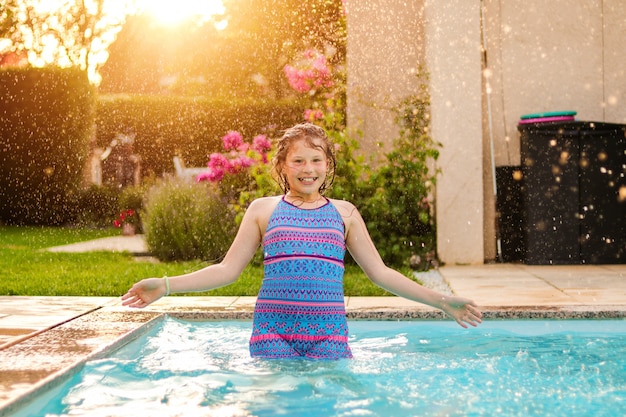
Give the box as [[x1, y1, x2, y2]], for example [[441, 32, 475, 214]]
[[0, 313, 164, 417]]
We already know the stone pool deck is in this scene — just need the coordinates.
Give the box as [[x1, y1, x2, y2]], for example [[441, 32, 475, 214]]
[[0, 234, 625, 415]]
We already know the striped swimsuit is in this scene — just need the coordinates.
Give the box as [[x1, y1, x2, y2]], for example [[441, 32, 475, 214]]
[[249, 197, 352, 360]]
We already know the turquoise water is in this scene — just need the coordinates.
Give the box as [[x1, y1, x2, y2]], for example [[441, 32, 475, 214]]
[[11, 318, 626, 417]]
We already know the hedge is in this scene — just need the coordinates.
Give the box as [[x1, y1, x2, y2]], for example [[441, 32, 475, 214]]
[[0, 67, 95, 225], [0, 70, 308, 226]]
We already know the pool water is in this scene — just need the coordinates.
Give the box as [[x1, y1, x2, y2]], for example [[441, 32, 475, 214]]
[[11, 318, 626, 417]]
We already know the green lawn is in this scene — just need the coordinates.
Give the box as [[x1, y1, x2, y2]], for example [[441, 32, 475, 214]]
[[0, 226, 395, 297]]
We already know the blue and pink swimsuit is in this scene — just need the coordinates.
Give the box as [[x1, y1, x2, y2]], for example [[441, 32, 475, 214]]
[[249, 197, 352, 360]]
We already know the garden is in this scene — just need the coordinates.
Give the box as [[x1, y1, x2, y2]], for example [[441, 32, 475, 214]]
[[0, 2, 441, 296]]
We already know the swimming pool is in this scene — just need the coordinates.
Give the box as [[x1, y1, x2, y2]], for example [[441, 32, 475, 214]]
[[8, 318, 626, 417]]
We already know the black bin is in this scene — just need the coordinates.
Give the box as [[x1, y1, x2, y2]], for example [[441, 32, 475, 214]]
[[496, 166, 526, 263], [514, 121, 626, 264]]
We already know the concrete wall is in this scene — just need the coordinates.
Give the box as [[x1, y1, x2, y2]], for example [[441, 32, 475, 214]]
[[481, 0, 626, 260], [346, 0, 425, 157], [424, 0, 485, 264], [485, 0, 622, 171], [347, 0, 626, 265]]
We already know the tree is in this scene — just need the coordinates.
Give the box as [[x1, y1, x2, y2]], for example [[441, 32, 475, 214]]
[[0, 0, 19, 39], [4, 0, 132, 84], [99, 0, 346, 97]]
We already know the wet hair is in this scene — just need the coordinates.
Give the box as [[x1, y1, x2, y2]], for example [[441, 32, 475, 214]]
[[272, 123, 337, 194]]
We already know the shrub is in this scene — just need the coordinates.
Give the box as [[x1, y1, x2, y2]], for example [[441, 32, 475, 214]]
[[74, 185, 120, 228], [116, 184, 147, 232], [142, 179, 237, 262], [359, 72, 440, 269]]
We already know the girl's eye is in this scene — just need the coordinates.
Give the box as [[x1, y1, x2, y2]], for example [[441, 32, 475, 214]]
[[287, 157, 325, 166]]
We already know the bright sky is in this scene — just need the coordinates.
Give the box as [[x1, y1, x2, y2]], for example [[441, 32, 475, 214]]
[[134, 0, 226, 27]]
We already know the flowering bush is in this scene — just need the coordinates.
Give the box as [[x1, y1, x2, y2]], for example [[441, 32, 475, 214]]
[[191, 40, 438, 269], [113, 209, 136, 227], [196, 130, 273, 203], [197, 131, 271, 183]]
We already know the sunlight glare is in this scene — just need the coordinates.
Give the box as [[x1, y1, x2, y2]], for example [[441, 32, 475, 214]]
[[136, 0, 226, 27]]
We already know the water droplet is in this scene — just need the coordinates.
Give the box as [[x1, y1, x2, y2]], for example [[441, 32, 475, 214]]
[[618, 186, 626, 202]]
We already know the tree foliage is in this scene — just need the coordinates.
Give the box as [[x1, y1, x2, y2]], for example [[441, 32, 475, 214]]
[[99, 0, 346, 97], [0, 0, 19, 40], [3, 0, 130, 84]]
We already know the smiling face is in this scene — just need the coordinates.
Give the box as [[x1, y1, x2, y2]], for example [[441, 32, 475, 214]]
[[282, 138, 328, 200], [272, 123, 336, 196]]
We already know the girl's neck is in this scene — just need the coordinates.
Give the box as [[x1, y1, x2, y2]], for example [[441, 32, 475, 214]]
[[284, 192, 326, 208]]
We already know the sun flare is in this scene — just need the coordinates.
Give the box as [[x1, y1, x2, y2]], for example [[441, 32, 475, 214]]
[[135, 0, 226, 27]]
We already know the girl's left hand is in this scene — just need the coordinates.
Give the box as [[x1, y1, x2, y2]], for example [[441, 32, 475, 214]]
[[441, 297, 483, 328]]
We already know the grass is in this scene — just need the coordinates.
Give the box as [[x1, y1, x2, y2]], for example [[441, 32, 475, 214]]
[[0, 226, 396, 297]]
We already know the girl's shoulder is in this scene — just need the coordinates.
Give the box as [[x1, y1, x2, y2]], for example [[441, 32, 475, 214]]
[[327, 197, 353, 208], [251, 195, 283, 205], [245, 196, 283, 233], [328, 198, 359, 219], [247, 195, 283, 216], [249, 195, 282, 208]]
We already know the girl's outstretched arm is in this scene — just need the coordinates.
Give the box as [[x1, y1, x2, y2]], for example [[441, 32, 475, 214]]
[[337, 200, 483, 328], [122, 197, 275, 308]]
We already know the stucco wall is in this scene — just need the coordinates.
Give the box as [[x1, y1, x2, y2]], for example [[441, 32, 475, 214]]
[[425, 0, 485, 264], [604, 0, 626, 123], [346, 0, 425, 157], [347, 0, 626, 265], [482, 0, 626, 260]]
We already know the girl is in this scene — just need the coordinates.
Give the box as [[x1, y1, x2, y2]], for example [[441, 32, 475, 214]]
[[122, 123, 482, 359]]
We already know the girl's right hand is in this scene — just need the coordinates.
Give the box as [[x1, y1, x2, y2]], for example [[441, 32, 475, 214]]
[[121, 278, 167, 309]]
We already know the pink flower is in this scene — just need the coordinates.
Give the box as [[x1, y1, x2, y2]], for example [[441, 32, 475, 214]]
[[311, 55, 333, 88], [197, 153, 231, 182], [198, 131, 274, 185], [196, 167, 225, 182], [222, 131, 244, 151], [207, 153, 230, 171], [228, 155, 255, 173], [304, 109, 324, 121], [113, 209, 136, 227], [252, 134, 271, 154], [284, 65, 311, 93]]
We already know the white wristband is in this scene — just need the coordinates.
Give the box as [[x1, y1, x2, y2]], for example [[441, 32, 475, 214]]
[[163, 276, 170, 296]]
